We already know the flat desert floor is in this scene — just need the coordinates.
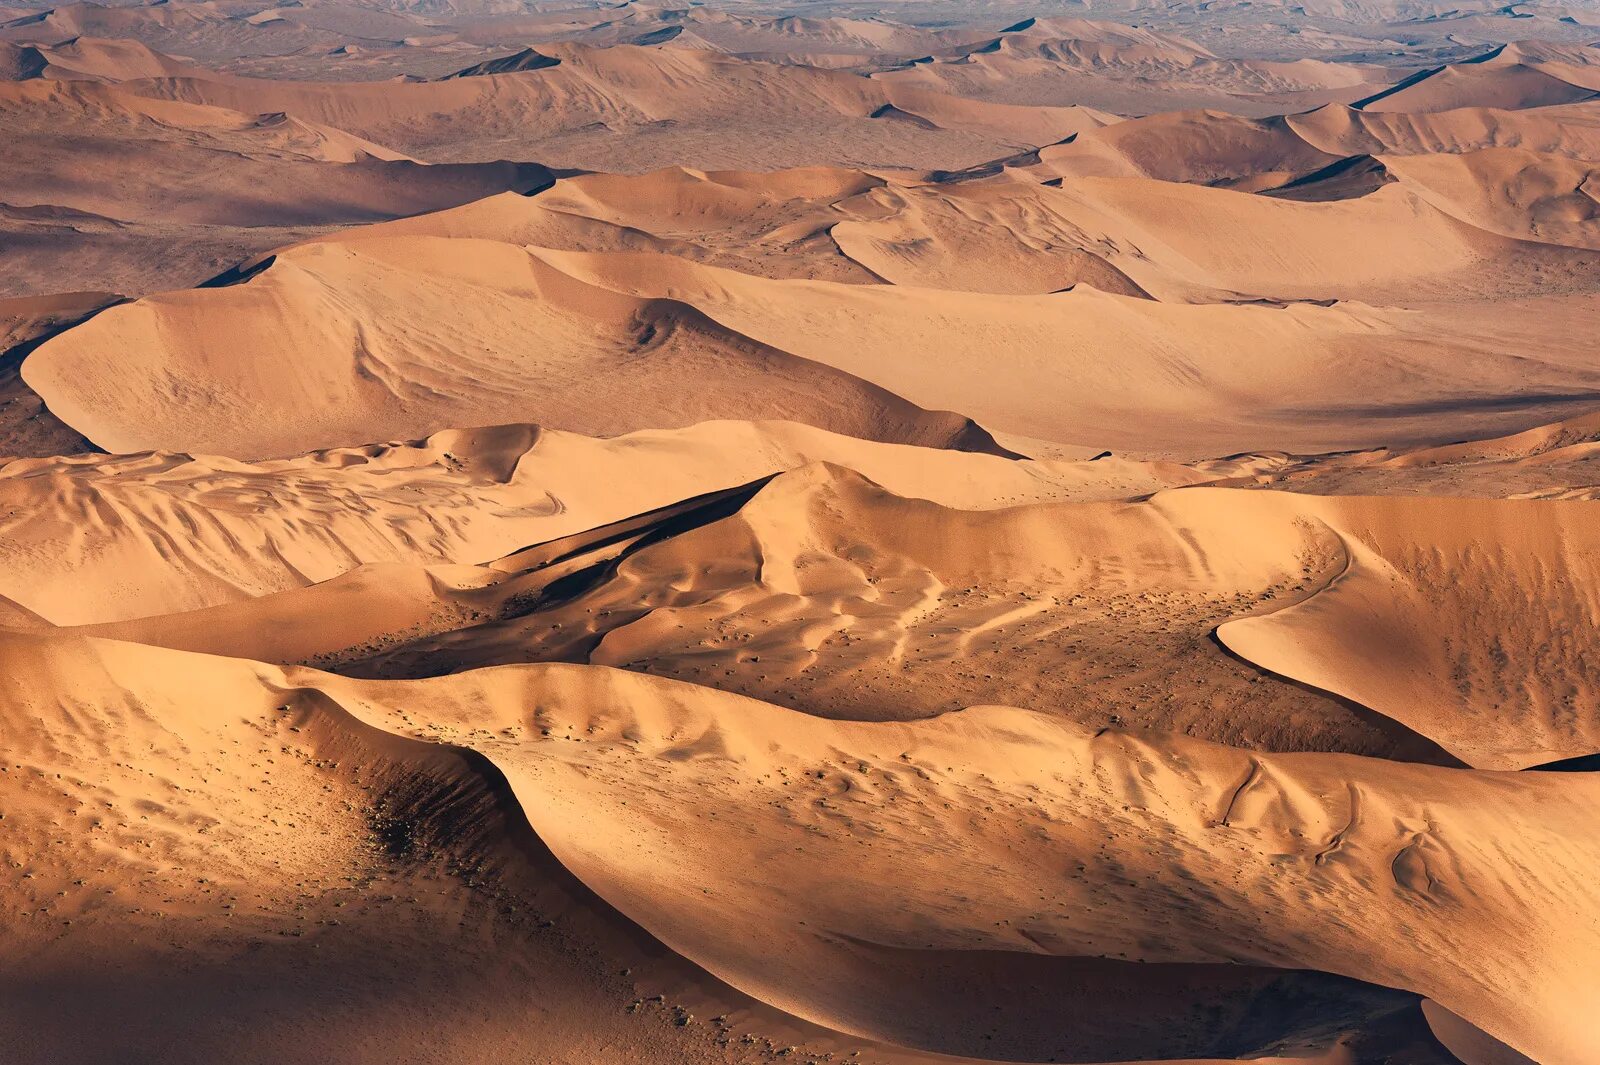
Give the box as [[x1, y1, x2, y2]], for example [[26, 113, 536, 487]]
[[3, 1, 1600, 1062]]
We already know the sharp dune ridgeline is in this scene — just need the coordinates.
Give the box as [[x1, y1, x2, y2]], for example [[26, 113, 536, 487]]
[[3, 2, 1600, 1063]]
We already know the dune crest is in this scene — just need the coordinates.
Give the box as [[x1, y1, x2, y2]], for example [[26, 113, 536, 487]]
[[5, 629, 1597, 1061]]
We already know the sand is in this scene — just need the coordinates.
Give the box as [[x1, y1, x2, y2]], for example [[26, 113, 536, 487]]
[[4, 4, 1599, 1063]]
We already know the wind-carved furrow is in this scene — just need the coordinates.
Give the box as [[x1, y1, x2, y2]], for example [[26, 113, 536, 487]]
[[1314, 783, 1361, 867], [1218, 758, 1264, 828]]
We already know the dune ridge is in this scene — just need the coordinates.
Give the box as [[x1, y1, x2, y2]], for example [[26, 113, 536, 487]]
[[4, 629, 1596, 1061]]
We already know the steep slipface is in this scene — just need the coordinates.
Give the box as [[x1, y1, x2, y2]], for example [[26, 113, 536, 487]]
[[0, 290, 111, 458], [4, 631, 1594, 1063], [20, 238, 1001, 459], [0, 74, 558, 297], [1355, 58, 1599, 113], [443, 46, 562, 78], [0, 631, 799, 1065], [0, 421, 1178, 626], [1217, 494, 1600, 769], [0, 41, 48, 80], [324, 472, 1434, 764]]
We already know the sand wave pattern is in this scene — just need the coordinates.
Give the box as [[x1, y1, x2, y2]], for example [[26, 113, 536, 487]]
[[5, 3, 1600, 1062]]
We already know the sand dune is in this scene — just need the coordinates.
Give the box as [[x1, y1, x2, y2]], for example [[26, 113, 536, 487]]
[[343, 663, 1593, 1063], [0, 70, 554, 296], [304, 165, 1143, 292], [1355, 44, 1600, 113], [1, 0, 443, 69], [1036, 98, 1600, 194], [318, 151, 1599, 301], [0, 35, 210, 81], [1382, 146, 1600, 247], [3, 629, 1593, 1061], [976, 172, 1512, 300], [0, 78, 554, 226], [6, 3, 1600, 1062], [120, 42, 1111, 170], [827, 180, 1152, 295], [21, 237, 1006, 457], [873, 18, 1385, 114], [1289, 98, 1600, 160], [0, 419, 1203, 626], [0, 627, 822, 1065], [1029, 110, 1349, 187], [514, 244, 1600, 451], [1216, 493, 1600, 768], [1424, 1001, 1542, 1065], [28, 221, 1600, 457], [1184, 407, 1600, 498], [328, 466, 1441, 760], [333, 465, 1600, 771]]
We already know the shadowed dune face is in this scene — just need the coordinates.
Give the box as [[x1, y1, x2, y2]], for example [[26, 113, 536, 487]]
[[0, 290, 108, 456], [339, 467, 1455, 763], [6, 5, 1600, 1065], [0, 421, 1194, 625], [337, 468, 1600, 770], [0, 74, 557, 297], [19, 239, 1002, 458], [26, 222, 1600, 458], [3, 632, 1596, 1062]]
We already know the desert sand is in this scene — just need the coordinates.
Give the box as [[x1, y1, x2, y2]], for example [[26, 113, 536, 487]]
[[3, 1, 1599, 1063]]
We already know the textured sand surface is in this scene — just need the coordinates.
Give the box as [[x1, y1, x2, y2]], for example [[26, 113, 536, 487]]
[[4, 2, 1599, 1062]]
